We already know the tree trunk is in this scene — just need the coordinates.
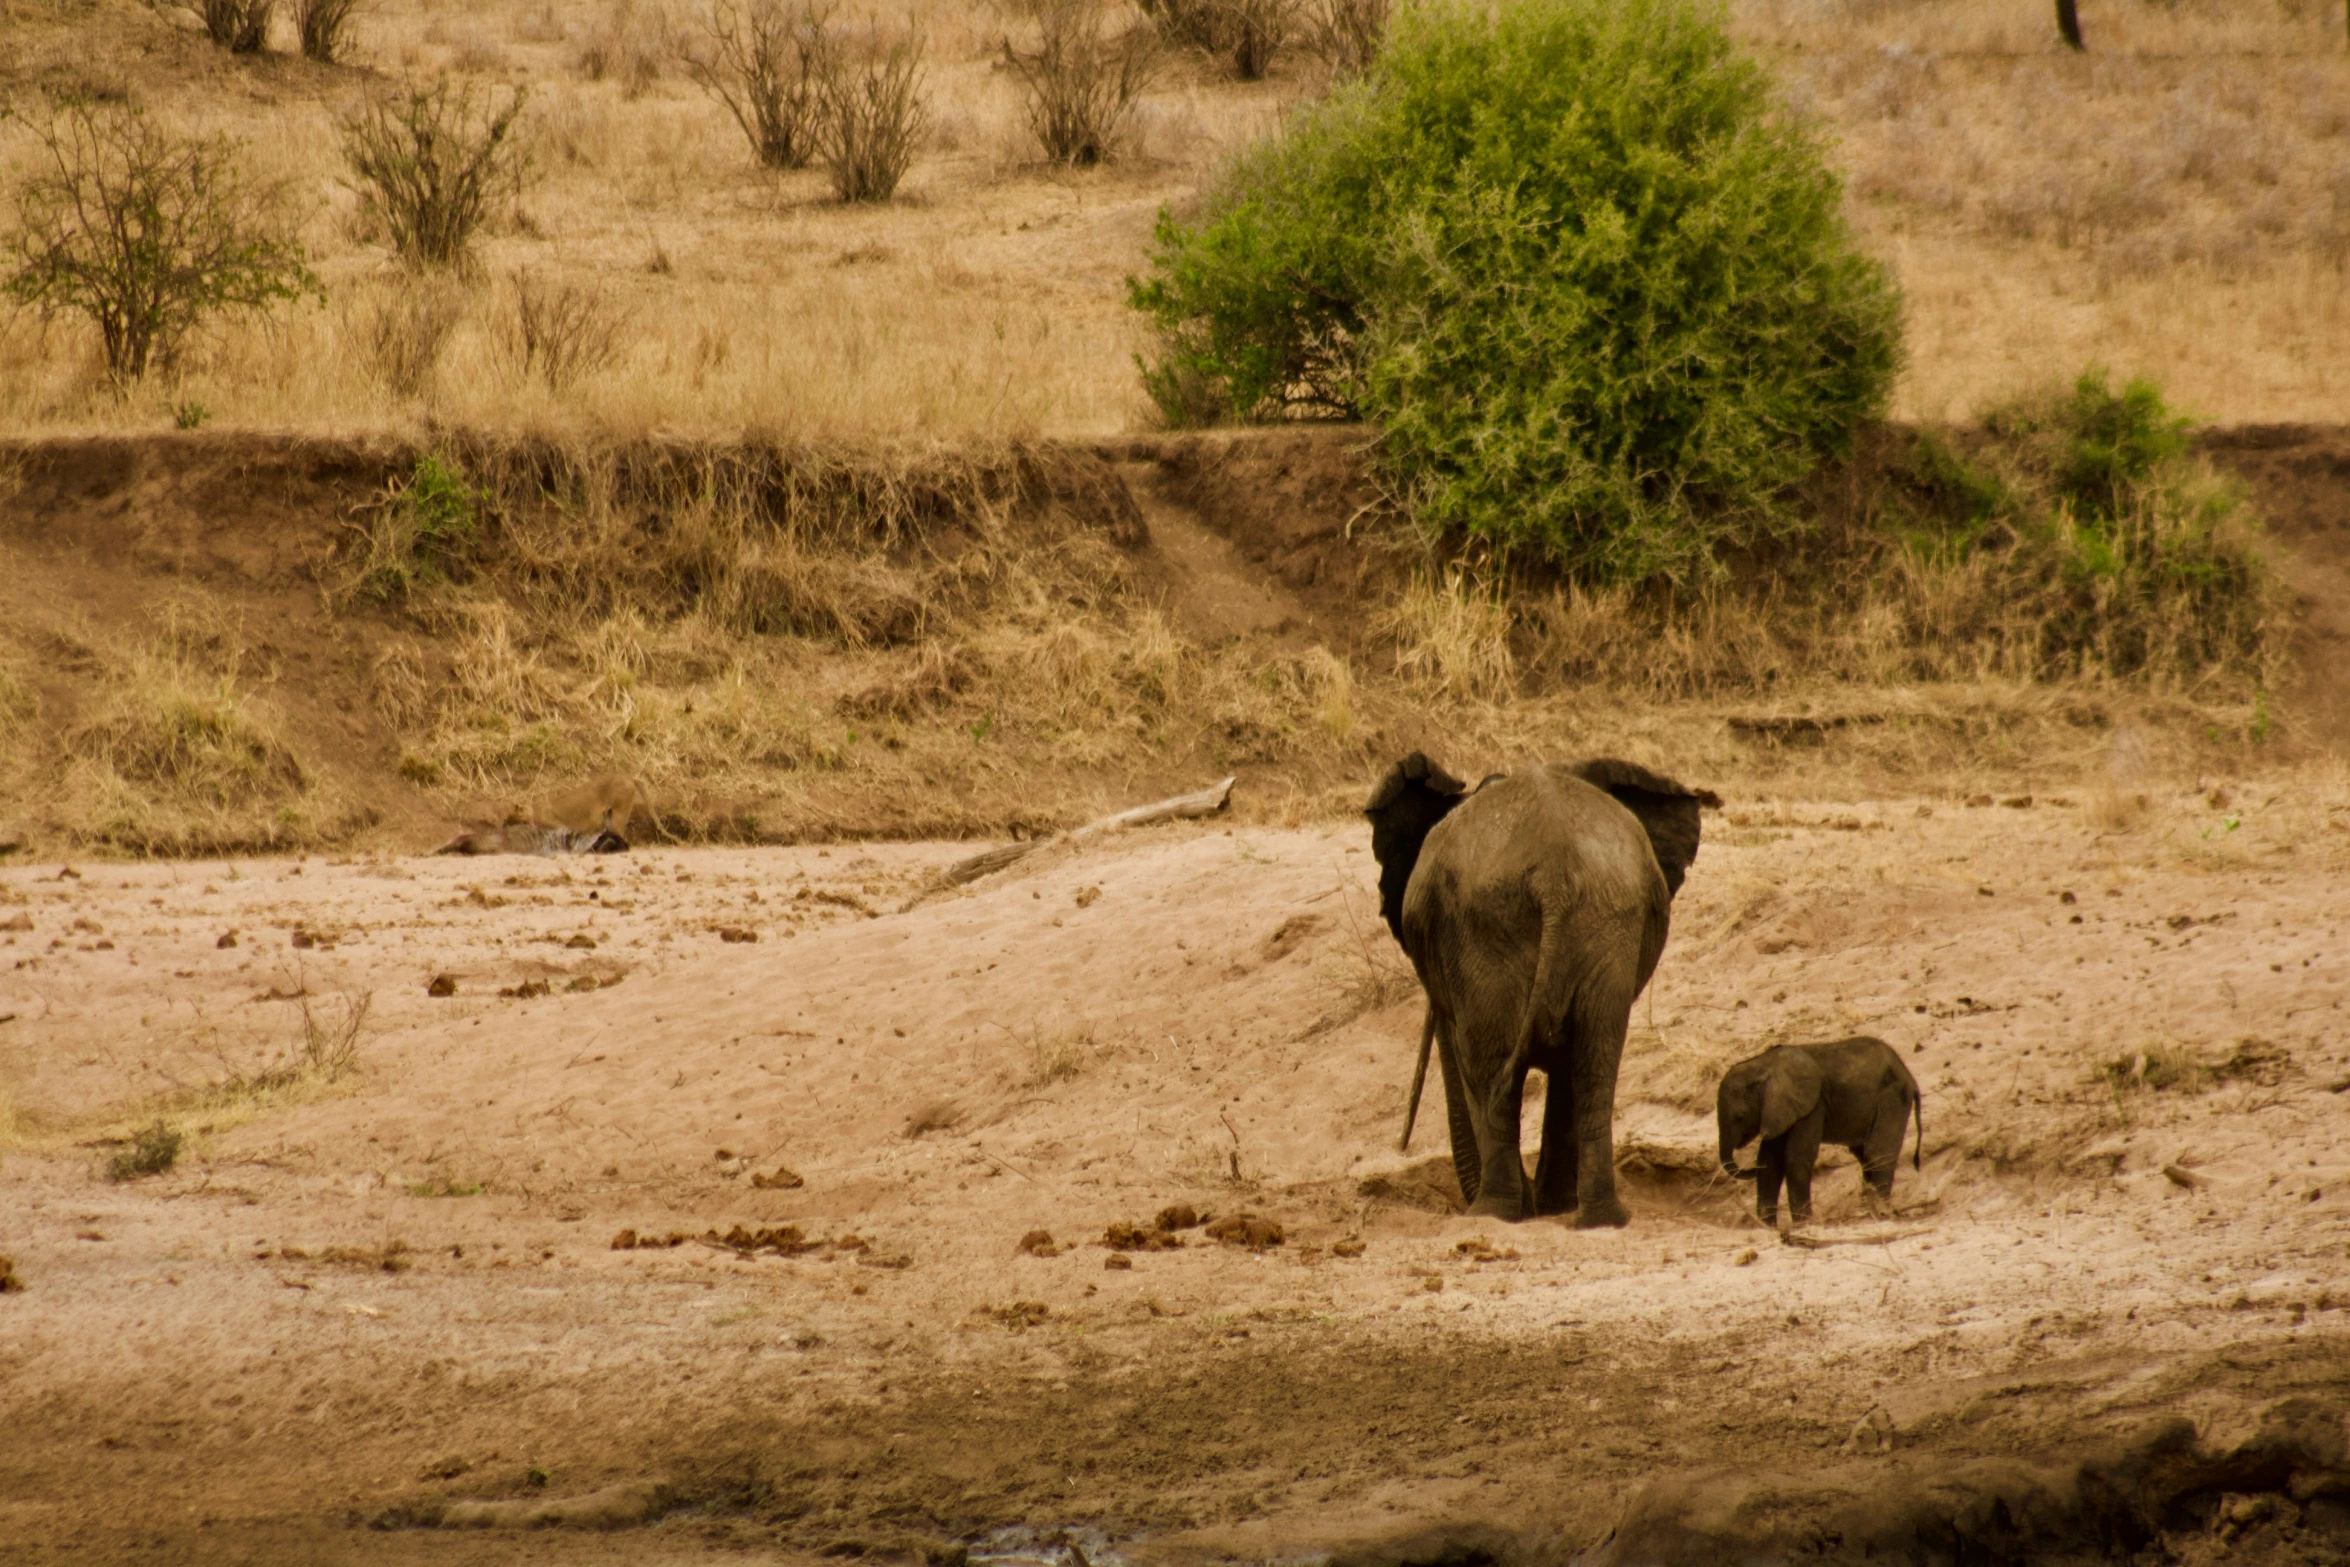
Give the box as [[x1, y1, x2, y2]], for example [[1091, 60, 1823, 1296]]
[[2056, 0, 2084, 50]]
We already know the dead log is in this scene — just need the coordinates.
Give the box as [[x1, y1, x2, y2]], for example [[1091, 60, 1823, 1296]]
[[900, 776, 1237, 910]]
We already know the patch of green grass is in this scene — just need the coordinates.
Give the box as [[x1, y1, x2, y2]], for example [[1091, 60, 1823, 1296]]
[[107, 1119, 183, 1181]]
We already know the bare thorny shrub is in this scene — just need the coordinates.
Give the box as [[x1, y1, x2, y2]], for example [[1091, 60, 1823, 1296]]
[[1140, 0, 1293, 78], [509, 275, 628, 391], [293, 0, 365, 62], [579, 0, 676, 95], [363, 278, 468, 397], [816, 19, 929, 201], [200, 0, 273, 52], [1004, 0, 1158, 167], [688, 0, 830, 169], [1301, 0, 1386, 76], [341, 83, 531, 269]]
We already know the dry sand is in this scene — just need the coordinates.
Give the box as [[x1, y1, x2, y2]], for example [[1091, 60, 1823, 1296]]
[[2, 779, 2347, 1564]]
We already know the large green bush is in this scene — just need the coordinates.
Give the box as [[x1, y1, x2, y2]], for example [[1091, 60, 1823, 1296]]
[[1129, 0, 1903, 582]]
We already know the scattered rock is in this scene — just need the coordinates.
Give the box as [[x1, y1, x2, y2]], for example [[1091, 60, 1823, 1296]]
[[1205, 1213, 1284, 1250], [1105, 1254, 1133, 1271], [1, 913, 33, 933], [426, 974, 457, 998], [610, 1229, 690, 1250], [1155, 1203, 1201, 1232], [564, 933, 596, 949], [1332, 1238, 1365, 1258], [498, 979, 551, 999], [421, 1454, 473, 1481], [1454, 1236, 1517, 1263], [1017, 1229, 1059, 1257], [980, 1301, 1051, 1329], [1073, 885, 1101, 909], [703, 1224, 823, 1257], [1734, 1248, 1759, 1267], [717, 926, 758, 943], [0, 1255, 21, 1293], [750, 1166, 805, 1190], [290, 928, 319, 949], [1103, 1222, 1183, 1252], [2163, 1162, 2207, 1190]]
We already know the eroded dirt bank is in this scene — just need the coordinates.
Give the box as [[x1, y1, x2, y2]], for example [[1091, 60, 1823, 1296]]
[[3, 779, 2347, 1564]]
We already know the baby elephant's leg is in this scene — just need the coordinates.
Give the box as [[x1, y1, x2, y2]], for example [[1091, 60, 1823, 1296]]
[[1754, 1137, 1787, 1227]]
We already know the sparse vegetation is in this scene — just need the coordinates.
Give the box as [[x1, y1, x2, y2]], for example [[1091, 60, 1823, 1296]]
[[1132, 0, 1902, 583], [200, 0, 274, 52], [293, 0, 365, 62], [1006, 0, 1157, 167], [107, 1119, 182, 1181], [688, 0, 830, 169], [350, 452, 482, 599], [510, 275, 627, 390], [341, 83, 531, 270], [2, 100, 320, 385], [814, 20, 928, 202], [363, 279, 468, 397], [294, 989, 373, 1080], [1302, 0, 1387, 76]]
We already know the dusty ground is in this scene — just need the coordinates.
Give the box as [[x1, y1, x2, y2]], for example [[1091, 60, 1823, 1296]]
[[3, 770, 2347, 1563]]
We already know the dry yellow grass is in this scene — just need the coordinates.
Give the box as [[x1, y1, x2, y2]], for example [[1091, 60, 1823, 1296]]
[[0, 0, 2343, 434]]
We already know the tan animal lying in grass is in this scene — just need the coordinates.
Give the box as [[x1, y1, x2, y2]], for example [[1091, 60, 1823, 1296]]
[[527, 774, 671, 843], [435, 774, 671, 856]]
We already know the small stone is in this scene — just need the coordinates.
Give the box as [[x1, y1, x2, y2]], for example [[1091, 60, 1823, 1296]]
[[426, 974, 457, 997], [1104, 1254, 1132, 1271]]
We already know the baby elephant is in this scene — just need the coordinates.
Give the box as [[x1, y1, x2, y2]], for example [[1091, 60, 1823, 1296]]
[[1717, 1038, 1922, 1226]]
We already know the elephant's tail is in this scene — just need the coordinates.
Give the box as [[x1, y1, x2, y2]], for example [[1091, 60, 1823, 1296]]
[[1399, 1008, 1435, 1153], [1912, 1092, 1924, 1172]]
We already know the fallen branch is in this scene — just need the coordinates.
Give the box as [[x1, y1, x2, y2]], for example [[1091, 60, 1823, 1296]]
[[1780, 1225, 1933, 1250], [898, 777, 1236, 911]]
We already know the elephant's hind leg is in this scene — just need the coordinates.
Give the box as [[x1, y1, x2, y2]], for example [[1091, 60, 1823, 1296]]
[[1564, 995, 1632, 1230], [1531, 1068, 1579, 1218]]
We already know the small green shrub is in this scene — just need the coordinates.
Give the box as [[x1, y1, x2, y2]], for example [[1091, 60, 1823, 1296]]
[[108, 1119, 182, 1180], [1888, 372, 2273, 680], [3, 100, 320, 384], [1130, 0, 1902, 583], [355, 453, 483, 598]]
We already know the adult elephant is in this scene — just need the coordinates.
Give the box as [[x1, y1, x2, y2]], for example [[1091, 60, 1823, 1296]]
[[1367, 754, 1717, 1226]]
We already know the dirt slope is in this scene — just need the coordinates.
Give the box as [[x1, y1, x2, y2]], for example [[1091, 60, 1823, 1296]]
[[4, 422, 2345, 864], [3, 778, 2347, 1563]]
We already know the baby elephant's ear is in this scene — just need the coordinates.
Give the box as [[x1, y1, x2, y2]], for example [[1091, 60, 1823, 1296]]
[[1760, 1050, 1825, 1141]]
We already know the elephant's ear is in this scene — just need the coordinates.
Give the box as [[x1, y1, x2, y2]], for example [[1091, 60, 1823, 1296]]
[[1365, 754, 1472, 947], [1760, 1050, 1825, 1141], [1569, 757, 1722, 899], [1365, 752, 1468, 814]]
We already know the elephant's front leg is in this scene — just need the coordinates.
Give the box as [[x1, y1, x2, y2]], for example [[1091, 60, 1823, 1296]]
[[1781, 1106, 1826, 1225], [1754, 1136, 1786, 1226], [1465, 1066, 1532, 1221]]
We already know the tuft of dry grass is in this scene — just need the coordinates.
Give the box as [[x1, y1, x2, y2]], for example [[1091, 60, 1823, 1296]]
[[1379, 568, 1516, 703]]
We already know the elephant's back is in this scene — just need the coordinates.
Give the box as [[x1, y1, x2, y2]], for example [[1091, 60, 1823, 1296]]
[[1405, 767, 1661, 924]]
